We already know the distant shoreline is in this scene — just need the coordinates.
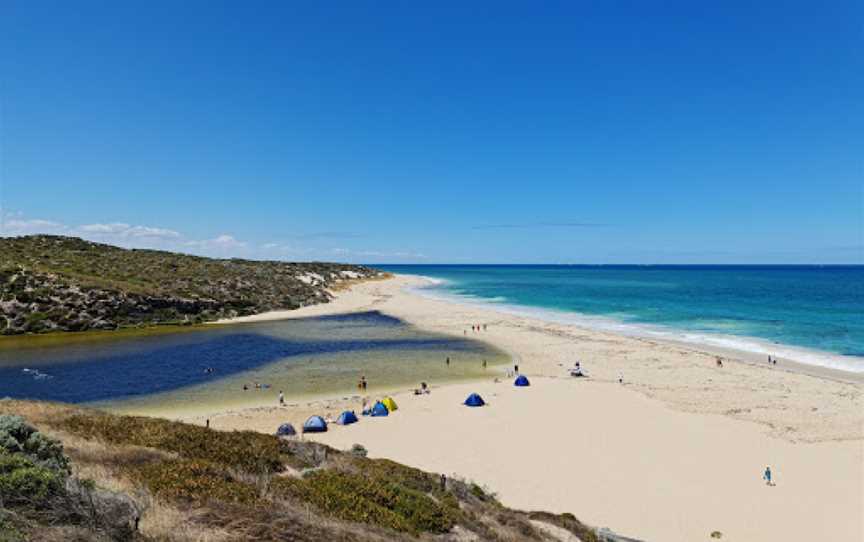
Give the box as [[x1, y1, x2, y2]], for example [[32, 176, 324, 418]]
[[405, 274, 864, 383], [220, 273, 864, 384]]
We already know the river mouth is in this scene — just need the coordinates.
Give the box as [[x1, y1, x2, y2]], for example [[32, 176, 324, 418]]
[[0, 311, 508, 414]]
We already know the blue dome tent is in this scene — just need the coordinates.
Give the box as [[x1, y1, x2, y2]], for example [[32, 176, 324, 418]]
[[302, 415, 328, 433], [514, 375, 530, 387], [336, 410, 359, 425], [464, 393, 485, 407], [370, 401, 390, 417], [275, 423, 296, 436]]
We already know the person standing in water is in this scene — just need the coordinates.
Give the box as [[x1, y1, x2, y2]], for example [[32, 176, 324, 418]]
[[482, 359, 487, 369], [446, 356, 450, 367]]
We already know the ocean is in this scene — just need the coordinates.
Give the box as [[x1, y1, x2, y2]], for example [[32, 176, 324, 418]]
[[379, 265, 864, 372]]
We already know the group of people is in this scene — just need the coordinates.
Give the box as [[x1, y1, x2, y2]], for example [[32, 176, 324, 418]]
[[464, 323, 488, 334], [242, 381, 271, 391], [767, 355, 778, 365]]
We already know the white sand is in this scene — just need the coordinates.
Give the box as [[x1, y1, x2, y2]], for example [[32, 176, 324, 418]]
[[200, 275, 863, 541]]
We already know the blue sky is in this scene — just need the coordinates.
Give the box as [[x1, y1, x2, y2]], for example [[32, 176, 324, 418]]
[[1, 1, 861, 263]]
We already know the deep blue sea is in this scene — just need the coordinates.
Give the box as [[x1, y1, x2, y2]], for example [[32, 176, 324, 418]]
[[380, 265, 864, 372]]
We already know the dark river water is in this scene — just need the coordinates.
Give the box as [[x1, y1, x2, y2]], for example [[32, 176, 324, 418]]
[[0, 311, 507, 413]]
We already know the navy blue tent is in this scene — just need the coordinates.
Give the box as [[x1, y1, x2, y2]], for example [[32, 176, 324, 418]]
[[370, 401, 390, 417], [464, 393, 485, 407], [514, 375, 530, 387], [276, 423, 296, 436], [302, 415, 328, 433], [336, 410, 359, 425]]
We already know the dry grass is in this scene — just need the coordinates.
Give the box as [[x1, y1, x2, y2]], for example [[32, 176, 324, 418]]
[[138, 499, 235, 542]]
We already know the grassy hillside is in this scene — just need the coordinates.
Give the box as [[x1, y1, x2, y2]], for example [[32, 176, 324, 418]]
[[0, 235, 381, 335], [0, 400, 609, 542]]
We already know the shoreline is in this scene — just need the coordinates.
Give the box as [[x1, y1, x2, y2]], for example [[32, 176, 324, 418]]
[[206, 275, 864, 442], [404, 275, 864, 381], [136, 274, 861, 541], [221, 273, 864, 386]]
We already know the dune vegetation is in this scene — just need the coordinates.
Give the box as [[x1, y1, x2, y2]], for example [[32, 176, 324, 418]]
[[0, 235, 381, 335], [0, 400, 603, 541]]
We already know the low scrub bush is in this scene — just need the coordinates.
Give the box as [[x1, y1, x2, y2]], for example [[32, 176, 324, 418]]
[[133, 458, 258, 504], [0, 453, 64, 507], [60, 414, 286, 474], [272, 469, 456, 535], [0, 415, 68, 472]]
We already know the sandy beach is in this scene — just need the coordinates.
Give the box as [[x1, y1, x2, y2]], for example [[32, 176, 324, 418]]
[[197, 275, 863, 541]]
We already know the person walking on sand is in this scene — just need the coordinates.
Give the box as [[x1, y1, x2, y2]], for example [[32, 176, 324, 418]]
[[278, 390, 285, 406], [618, 372, 624, 384], [763, 466, 773, 486]]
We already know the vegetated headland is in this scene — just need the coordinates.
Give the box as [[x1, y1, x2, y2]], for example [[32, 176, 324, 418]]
[[0, 235, 382, 335]]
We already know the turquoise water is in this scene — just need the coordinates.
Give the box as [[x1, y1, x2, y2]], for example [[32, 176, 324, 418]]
[[381, 265, 864, 372]]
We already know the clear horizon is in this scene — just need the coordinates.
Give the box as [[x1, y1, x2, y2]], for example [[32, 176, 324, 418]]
[[1, 2, 861, 264]]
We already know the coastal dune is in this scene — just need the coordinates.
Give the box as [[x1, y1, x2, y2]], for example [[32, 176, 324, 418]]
[[204, 275, 863, 541]]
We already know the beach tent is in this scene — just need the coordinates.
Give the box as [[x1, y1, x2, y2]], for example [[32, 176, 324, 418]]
[[464, 393, 485, 407], [514, 375, 530, 387], [302, 415, 328, 433], [382, 397, 398, 412], [275, 423, 297, 436], [336, 410, 359, 425], [370, 401, 390, 417]]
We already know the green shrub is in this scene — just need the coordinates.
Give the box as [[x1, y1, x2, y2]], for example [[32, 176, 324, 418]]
[[272, 469, 455, 535], [60, 414, 285, 474], [0, 415, 68, 472], [132, 459, 258, 504], [0, 453, 63, 507], [351, 457, 437, 493]]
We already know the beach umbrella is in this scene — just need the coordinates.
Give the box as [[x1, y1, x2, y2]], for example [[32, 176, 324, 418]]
[[302, 415, 328, 433], [464, 393, 485, 407], [336, 410, 359, 425], [514, 375, 530, 387]]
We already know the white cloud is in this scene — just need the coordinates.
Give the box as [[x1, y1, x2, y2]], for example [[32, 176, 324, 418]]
[[0, 211, 426, 263], [331, 247, 427, 260], [185, 234, 247, 252], [77, 223, 181, 239], [1, 218, 69, 236], [1, 212, 246, 258]]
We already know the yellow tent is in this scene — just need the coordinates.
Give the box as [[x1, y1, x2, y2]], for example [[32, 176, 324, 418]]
[[382, 397, 398, 412]]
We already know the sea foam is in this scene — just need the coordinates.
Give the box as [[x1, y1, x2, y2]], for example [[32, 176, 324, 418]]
[[407, 274, 864, 373]]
